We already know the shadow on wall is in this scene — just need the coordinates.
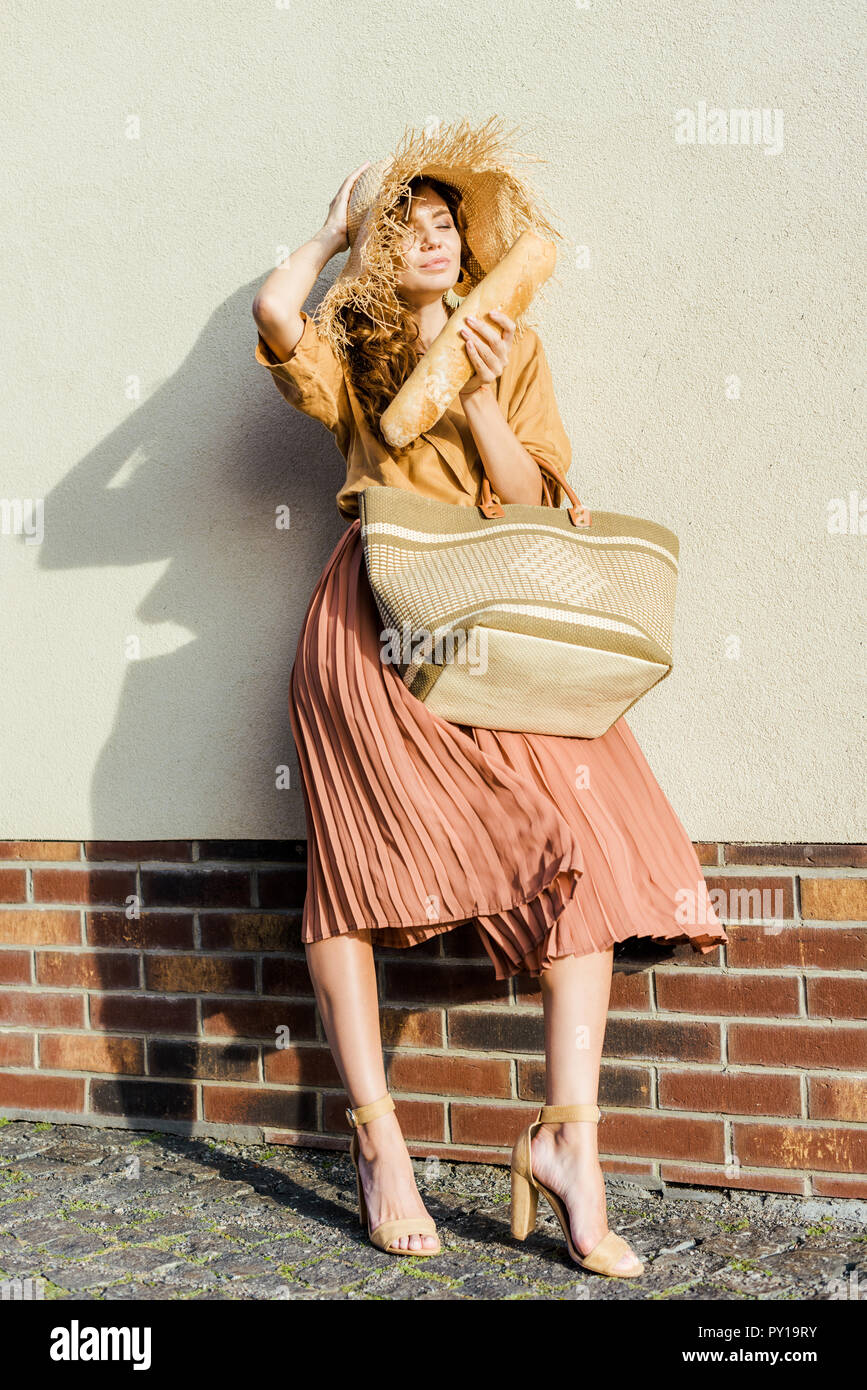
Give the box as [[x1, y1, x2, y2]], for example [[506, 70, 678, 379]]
[[31, 271, 455, 1145], [37, 276, 347, 840]]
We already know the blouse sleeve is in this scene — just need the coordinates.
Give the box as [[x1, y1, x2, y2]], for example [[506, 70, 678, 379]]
[[254, 310, 348, 444], [505, 329, 573, 509]]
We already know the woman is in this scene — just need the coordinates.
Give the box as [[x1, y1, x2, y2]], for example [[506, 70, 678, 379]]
[[252, 118, 727, 1276]]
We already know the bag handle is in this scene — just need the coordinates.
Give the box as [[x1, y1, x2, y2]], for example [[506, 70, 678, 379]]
[[480, 458, 591, 527]]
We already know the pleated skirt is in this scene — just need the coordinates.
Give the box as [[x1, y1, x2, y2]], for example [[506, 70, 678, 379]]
[[287, 518, 728, 981]]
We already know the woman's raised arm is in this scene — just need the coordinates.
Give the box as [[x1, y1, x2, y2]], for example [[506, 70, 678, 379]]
[[251, 160, 370, 361]]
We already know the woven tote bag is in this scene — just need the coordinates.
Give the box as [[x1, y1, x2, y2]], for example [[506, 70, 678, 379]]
[[359, 460, 679, 738]]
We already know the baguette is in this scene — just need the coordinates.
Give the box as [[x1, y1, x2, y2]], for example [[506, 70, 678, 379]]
[[380, 231, 557, 448]]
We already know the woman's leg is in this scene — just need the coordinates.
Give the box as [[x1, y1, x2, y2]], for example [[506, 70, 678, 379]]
[[305, 930, 438, 1252], [531, 947, 643, 1275]]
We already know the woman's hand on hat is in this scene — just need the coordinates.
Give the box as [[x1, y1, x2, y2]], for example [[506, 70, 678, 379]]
[[320, 160, 372, 255], [458, 309, 515, 398]]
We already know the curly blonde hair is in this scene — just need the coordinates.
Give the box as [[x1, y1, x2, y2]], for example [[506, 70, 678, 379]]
[[336, 177, 471, 456]]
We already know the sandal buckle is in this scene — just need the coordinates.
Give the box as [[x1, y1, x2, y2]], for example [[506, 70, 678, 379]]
[[346, 1106, 357, 1128]]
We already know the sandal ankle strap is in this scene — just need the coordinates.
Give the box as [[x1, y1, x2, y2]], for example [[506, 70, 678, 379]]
[[346, 1092, 395, 1128], [536, 1103, 602, 1124]]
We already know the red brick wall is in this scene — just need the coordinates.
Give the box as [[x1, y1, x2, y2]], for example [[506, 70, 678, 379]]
[[1, 840, 865, 1197]]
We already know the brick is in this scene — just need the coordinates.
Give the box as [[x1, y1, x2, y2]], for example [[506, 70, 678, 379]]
[[517, 1060, 653, 1109], [380, 1007, 444, 1048], [148, 1039, 259, 1082], [203, 1085, 316, 1129], [724, 844, 867, 868], [86, 911, 194, 949], [609, 970, 653, 1011], [599, 1112, 725, 1162], [39, 1034, 144, 1075], [140, 868, 250, 909], [0, 1033, 33, 1066], [264, 1045, 342, 1087], [808, 1077, 867, 1123], [0, 991, 85, 1028], [604, 1017, 722, 1063], [201, 912, 302, 952], [90, 994, 197, 1035], [451, 1102, 545, 1148], [800, 877, 867, 921], [812, 1174, 867, 1198], [201, 998, 316, 1042], [733, 1121, 867, 1174], [0, 910, 81, 946], [255, 867, 307, 909], [35, 951, 139, 991], [382, 959, 508, 1006], [0, 869, 27, 901], [0, 950, 31, 984], [726, 923, 867, 970], [806, 975, 867, 1020], [386, 1052, 511, 1098], [263, 1130, 350, 1153], [84, 841, 193, 861], [198, 839, 306, 862], [0, 1072, 85, 1112], [658, 1069, 801, 1117], [655, 970, 800, 1016], [703, 874, 794, 922], [0, 842, 80, 861], [144, 954, 254, 994], [693, 843, 719, 865], [661, 1163, 806, 1195], [322, 1094, 445, 1142], [261, 957, 313, 996], [31, 868, 137, 905], [728, 1023, 866, 1071], [91, 1078, 196, 1122], [448, 1008, 543, 1054]]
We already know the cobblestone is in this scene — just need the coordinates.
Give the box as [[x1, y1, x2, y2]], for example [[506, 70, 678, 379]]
[[0, 1119, 865, 1301]]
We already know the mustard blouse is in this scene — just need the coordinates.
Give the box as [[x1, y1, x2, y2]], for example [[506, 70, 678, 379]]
[[254, 309, 571, 520]]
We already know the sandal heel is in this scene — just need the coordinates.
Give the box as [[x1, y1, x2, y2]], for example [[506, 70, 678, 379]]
[[509, 1102, 645, 1280], [510, 1163, 538, 1240]]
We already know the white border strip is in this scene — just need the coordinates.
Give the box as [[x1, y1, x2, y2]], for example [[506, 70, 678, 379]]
[[362, 520, 678, 567]]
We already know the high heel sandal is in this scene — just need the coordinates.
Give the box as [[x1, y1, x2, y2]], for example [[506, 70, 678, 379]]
[[346, 1092, 441, 1257], [510, 1103, 645, 1278]]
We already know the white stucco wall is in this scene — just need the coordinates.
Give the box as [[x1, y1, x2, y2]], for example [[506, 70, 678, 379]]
[[3, 0, 864, 838]]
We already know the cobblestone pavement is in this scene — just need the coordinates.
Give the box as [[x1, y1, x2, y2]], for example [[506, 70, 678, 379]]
[[1, 1120, 865, 1301]]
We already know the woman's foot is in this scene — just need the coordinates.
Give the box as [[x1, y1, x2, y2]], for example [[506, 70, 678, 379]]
[[529, 1121, 643, 1275], [355, 1109, 439, 1253]]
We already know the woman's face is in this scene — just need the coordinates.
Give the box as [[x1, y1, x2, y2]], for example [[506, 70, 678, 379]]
[[393, 182, 463, 301]]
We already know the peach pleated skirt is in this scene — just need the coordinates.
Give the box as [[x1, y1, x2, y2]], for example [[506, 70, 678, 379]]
[[287, 518, 728, 981]]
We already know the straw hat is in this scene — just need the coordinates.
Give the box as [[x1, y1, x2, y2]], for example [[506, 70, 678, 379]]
[[311, 114, 563, 361]]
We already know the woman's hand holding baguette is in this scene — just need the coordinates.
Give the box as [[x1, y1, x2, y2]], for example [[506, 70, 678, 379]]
[[458, 308, 516, 398]]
